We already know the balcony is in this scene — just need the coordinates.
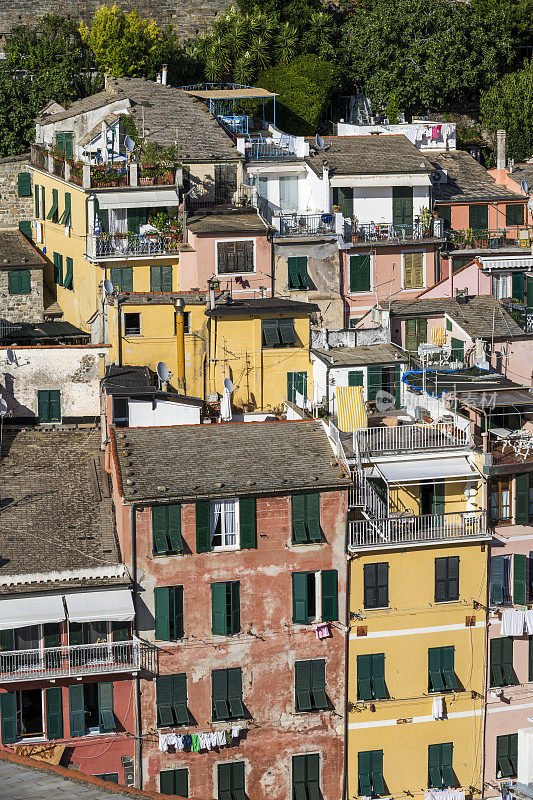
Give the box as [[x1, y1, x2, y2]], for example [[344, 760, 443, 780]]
[[354, 422, 471, 457], [278, 213, 336, 237], [348, 510, 487, 551], [88, 231, 183, 260], [345, 219, 445, 246], [0, 638, 156, 684], [446, 227, 533, 251]]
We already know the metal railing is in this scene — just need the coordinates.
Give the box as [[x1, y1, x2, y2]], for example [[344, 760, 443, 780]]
[[184, 189, 236, 210], [349, 510, 487, 550], [90, 232, 182, 259], [349, 475, 387, 518], [279, 213, 335, 236], [345, 220, 444, 244], [354, 423, 471, 456], [0, 638, 156, 683], [447, 227, 533, 250], [247, 136, 297, 159]]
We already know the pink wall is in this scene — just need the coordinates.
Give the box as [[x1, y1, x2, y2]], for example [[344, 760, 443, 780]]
[[420, 261, 492, 299], [437, 200, 527, 231], [180, 230, 272, 297], [489, 339, 533, 386]]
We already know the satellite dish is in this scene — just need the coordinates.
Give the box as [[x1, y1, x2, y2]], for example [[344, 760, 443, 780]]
[[316, 134, 324, 150], [521, 180, 528, 195], [103, 279, 114, 295], [5, 348, 15, 364], [0, 398, 7, 416], [157, 361, 170, 383], [223, 377, 234, 393], [124, 135, 136, 152]]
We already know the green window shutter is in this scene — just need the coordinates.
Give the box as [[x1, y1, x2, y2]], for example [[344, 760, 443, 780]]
[[405, 318, 417, 353], [334, 186, 353, 218], [8, 271, 19, 295], [160, 770, 175, 795], [152, 505, 170, 555], [150, 265, 162, 292], [295, 659, 313, 711], [38, 390, 50, 423], [442, 646, 458, 690], [239, 497, 256, 549], [292, 572, 309, 623], [288, 257, 309, 290], [350, 254, 371, 293], [506, 204, 525, 226], [512, 272, 525, 303], [64, 258, 73, 290], [212, 668, 230, 720], [292, 494, 307, 544], [172, 673, 189, 725], [17, 172, 31, 197], [59, 192, 71, 226], [162, 265, 173, 292], [367, 365, 382, 404], [227, 667, 244, 718], [309, 659, 327, 710], [490, 637, 504, 687], [18, 220, 32, 241], [428, 743, 443, 788], [435, 557, 448, 602], [229, 581, 240, 634], [51, 188, 59, 222], [212, 581, 228, 635], [306, 754, 320, 800], [516, 473, 530, 525], [170, 586, 184, 640], [63, 133, 73, 159], [53, 252, 63, 286], [469, 204, 488, 231], [262, 318, 280, 346], [358, 751, 373, 796], [502, 636, 515, 685], [357, 654, 373, 701], [491, 556, 505, 605], [394, 363, 402, 409], [0, 629, 14, 651], [514, 553, 527, 605], [154, 587, 170, 640], [428, 647, 446, 692], [45, 687, 63, 740], [279, 318, 296, 345], [48, 390, 61, 421], [44, 622, 60, 649], [321, 569, 338, 621], [167, 504, 183, 553], [371, 653, 387, 699], [98, 682, 115, 733], [441, 742, 454, 787], [218, 762, 232, 800], [69, 685, 85, 737], [418, 318, 428, 346], [306, 493, 321, 543], [122, 267, 133, 292], [34, 184, 40, 217], [451, 337, 464, 361], [348, 371, 364, 387], [363, 562, 389, 609], [163, 768, 189, 797], [195, 500, 211, 553], [156, 675, 174, 727], [0, 693, 17, 744], [438, 206, 451, 228], [393, 186, 413, 226], [370, 749, 385, 795]]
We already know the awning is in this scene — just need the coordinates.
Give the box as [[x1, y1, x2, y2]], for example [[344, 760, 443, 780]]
[[337, 385, 367, 432], [65, 589, 134, 623], [377, 456, 478, 484], [95, 189, 179, 210], [0, 595, 65, 630]]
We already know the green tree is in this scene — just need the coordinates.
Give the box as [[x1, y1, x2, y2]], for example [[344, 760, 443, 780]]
[[258, 55, 339, 134], [480, 59, 533, 163]]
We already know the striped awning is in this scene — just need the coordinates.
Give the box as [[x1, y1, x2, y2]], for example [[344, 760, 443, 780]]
[[430, 326, 447, 346], [337, 385, 367, 432]]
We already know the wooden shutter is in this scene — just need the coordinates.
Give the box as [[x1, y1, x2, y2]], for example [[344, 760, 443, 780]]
[[516, 473, 530, 525], [59, 192, 71, 226], [170, 586, 184, 640], [160, 770, 175, 795], [38, 390, 50, 423], [295, 660, 313, 710], [392, 186, 413, 226], [69, 685, 85, 737], [127, 208, 139, 234], [435, 557, 448, 602], [17, 172, 31, 197], [263, 319, 280, 346], [212, 582, 227, 635], [394, 363, 402, 409], [154, 587, 170, 640], [212, 668, 229, 720], [152, 505, 169, 555], [441, 742, 454, 787], [98, 682, 115, 732], [8, 271, 20, 294], [43, 622, 60, 649], [279, 318, 296, 345], [357, 654, 373, 700], [490, 637, 504, 687], [310, 659, 327, 710], [371, 653, 386, 699], [514, 553, 527, 605], [306, 753, 320, 799], [161, 265, 172, 292], [348, 371, 364, 387], [442, 646, 457, 690], [195, 500, 211, 553], [405, 319, 417, 352], [227, 667, 244, 717], [292, 494, 307, 544], [428, 743, 443, 788], [167, 504, 183, 553], [151, 266, 162, 292], [292, 572, 308, 623], [63, 132, 73, 159], [172, 673, 188, 725], [321, 569, 338, 621], [358, 751, 372, 796], [34, 184, 40, 217], [359, 255, 371, 291], [506, 204, 524, 226], [363, 563, 377, 608], [376, 563, 388, 608], [334, 186, 353, 218], [428, 647, 445, 692], [502, 636, 515, 685], [490, 555, 505, 605], [156, 675, 174, 726], [447, 556, 459, 601], [45, 687, 63, 740], [469, 204, 488, 230], [49, 390, 60, 421], [64, 258, 73, 290], [229, 582, 240, 635], [0, 693, 17, 744], [240, 497, 256, 549], [367, 365, 382, 404], [218, 762, 232, 800], [18, 220, 32, 241], [412, 252, 423, 287], [350, 256, 358, 292], [370, 749, 385, 795], [306, 493, 321, 543]]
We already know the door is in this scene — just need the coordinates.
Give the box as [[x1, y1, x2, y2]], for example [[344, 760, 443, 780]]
[[287, 371, 307, 404], [215, 165, 237, 201], [512, 272, 525, 303], [333, 187, 353, 219], [392, 187, 413, 227], [279, 176, 298, 212]]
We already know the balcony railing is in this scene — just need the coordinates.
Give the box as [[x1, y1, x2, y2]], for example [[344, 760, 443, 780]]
[[354, 423, 471, 456], [89, 231, 182, 259], [0, 638, 156, 683], [349, 475, 387, 518], [345, 219, 445, 245], [447, 227, 533, 250], [247, 135, 297, 160], [279, 213, 336, 237], [349, 510, 487, 550]]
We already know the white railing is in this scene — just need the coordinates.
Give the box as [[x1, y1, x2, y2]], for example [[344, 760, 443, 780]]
[[349, 473, 387, 518], [349, 510, 487, 549], [353, 423, 470, 456], [88, 232, 182, 260], [0, 638, 154, 683]]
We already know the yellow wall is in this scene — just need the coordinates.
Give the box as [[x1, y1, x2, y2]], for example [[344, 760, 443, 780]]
[[389, 479, 483, 515], [347, 541, 488, 800]]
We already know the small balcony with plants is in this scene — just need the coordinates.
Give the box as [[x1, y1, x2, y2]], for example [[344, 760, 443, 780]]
[[446, 226, 533, 251], [89, 209, 183, 261]]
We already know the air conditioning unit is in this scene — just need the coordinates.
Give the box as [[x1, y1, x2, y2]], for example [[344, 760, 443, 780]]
[[430, 169, 448, 185]]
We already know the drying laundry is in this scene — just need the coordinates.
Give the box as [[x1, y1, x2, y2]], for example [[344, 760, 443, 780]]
[[501, 608, 525, 636]]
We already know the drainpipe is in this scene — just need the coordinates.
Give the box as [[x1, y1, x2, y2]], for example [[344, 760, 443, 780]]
[[343, 546, 352, 800], [175, 298, 186, 394], [130, 503, 143, 790], [115, 297, 122, 366]]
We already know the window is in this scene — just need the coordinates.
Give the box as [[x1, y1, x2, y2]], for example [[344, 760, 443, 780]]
[[0, 689, 46, 743], [68, 682, 115, 737], [490, 478, 511, 523], [279, 175, 298, 212], [151, 265, 173, 292], [490, 555, 511, 605], [183, 311, 191, 334], [496, 733, 518, 779], [45, 687, 63, 740], [63, 257, 73, 290], [154, 586, 184, 641], [516, 473, 532, 525], [262, 318, 296, 347], [124, 313, 140, 336], [58, 192, 71, 226], [69, 620, 108, 646], [434, 556, 459, 602], [469, 204, 488, 231], [493, 274, 511, 302], [292, 753, 320, 800], [438, 206, 451, 229], [358, 750, 385, 797], [212, 581, 240, 635], [428, 647, 457, 692], [37, 390, 61, 423], [211, 499, 239, 549], [217, 241, 254, 274], [450, 337, 464, 362], [156, 674, 188, 727], [295, 659, 328, 711], [46, 188, 59, 223], [357, 654, 387, 701], [292, 570, 338, 624], [214, 164, 237, 202], [211, 667, 244, 721], [287, 371, 307, 404], [405, 318, 427, 352], [17, 172, 31, 197], [513, 272, 525, 303], [490, 637, 515, 687], [288, 256, 310, 290], [110, 267, 133, 292], [8, 270, 31, 295], [218, 761, 246, 800], [55, 132, 73, 159], [53, 252, 63, 285], [392, 186, 413, 227], [160, 769, 189, 797], [364, 563, 389, 609], [350, 254, 371, 292], [403, 252, 424, 289], [506, 204, 524, 227], [428, 743, 454, 789], [152, 504, 183, 556], [291, 493, 321, 544], [112, 398, 129, 427]]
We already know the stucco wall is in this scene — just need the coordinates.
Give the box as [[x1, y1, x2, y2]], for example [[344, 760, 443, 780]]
[[0, 155, 33, 229], [421, 262, 492, 299]]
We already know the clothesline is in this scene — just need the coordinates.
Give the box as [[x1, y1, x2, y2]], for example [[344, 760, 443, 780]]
[[159, 726, 242, 753], [500, 608, 533, 636]]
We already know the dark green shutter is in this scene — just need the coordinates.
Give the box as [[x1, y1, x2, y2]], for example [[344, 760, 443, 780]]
[[372, 654, 387, 699], [64, 258, 73, 290], [512, 272, 525, 303], [292, 572, 308, 623], [367, 365, 382, 404], [160, 770, 175, 795], [240, 497, 256, 549], [438, 206, 451, 228], [292, 494, 307, 543], [469, 204, 488, 231], [151, 265, 162, 292], [230, 582, 240, 635], [350, 254, 371, 292], [69, 622, 83, 646], [170, 586, 184, 640], [45, 687, 63, 740], [227, 667, 244, 717], [295, 660, 313, 710], [502, 636, 515, 685], [154, 587, 170, 640], [212, 582, 227, 635], [59, 192, 71, 226], [506, 204, 524, 226], [168, 505, 183, 553], [69, 685, 85, 737], [288, 257, 309, 290], [516, 473, 530, 525], [348, 371, 364, 387], [34, 185, 40, 217], [418, 318, 428, 346], [358, 751, 372, 796], [428, 743, 442, 788], [394, 363, 402, 409], [432, 481, 446, 517], [442, 646, 458, 690], [172, 673, 189, 725], [333, 186, 353, 218], [162, 265, 173, 292], [393, 186, 413, 226], [196, 500, 211, 553], [156, 676, 174, 727], [514, 553, 527, 605], [435, 557, 448, 602], [49, 390, 61, 421], [441, 742, 454, 787], [9, 270, 31, 295], [212, 668, 229, 720], [18, 220, 32, 241], [490, 556, 505, 605], [321, 569, 338, 621], [44, 622, 60, 649], [153, 505, 169, 555], [112, 621, 129, 642], [306, 493, 321, 542], [405, 319, 417, 353], [98, 682, 115, 732], [17, 172, 31, 197], [428, 647, 445, 692], [357, 654, 373, 700], [0, 693, 17, 744]]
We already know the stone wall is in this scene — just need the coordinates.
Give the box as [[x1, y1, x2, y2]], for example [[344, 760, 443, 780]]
[[0, 154, 33, 230], [0, 267, 43, 323]]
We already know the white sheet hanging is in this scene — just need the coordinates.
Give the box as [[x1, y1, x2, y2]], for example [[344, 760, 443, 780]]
[[500, 608, 525, 636]]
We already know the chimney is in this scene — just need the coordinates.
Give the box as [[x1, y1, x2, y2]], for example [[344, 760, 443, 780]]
[[156, 73, 162, 84], [162, 65, 168, 85], [497, 129, 506, 171]]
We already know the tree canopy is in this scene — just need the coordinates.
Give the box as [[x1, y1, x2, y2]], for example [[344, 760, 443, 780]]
[[480, 59, 533, 163]]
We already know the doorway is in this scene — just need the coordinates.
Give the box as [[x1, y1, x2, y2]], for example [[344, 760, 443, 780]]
[[420, 481, 445, 517], [17, 689, 43, 738]]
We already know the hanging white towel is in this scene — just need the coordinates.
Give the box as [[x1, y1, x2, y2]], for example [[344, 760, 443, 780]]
[[525, 609, 533, 634], [432, 695, 444, 720], [167, 732, 177, 748], [209, 732, 218, 748], [216, 730, 226, 746], [501, 608, 525, 636], [158, 733, 168, 752], [176, 735, 184, 751], [232, 726, 241, 739]]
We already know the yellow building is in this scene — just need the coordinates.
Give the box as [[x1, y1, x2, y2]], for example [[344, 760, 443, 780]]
[[347, 426, 490, 800]]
